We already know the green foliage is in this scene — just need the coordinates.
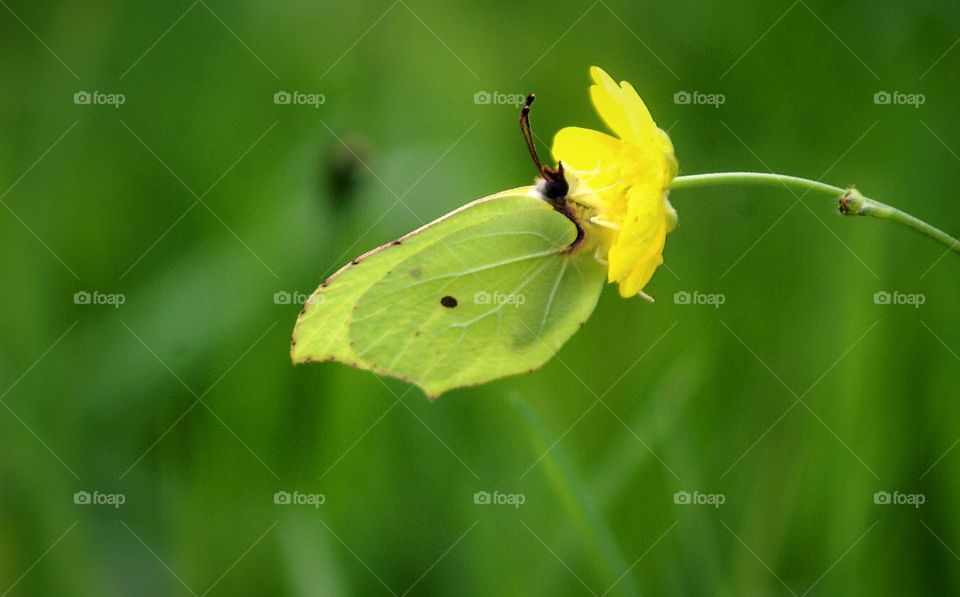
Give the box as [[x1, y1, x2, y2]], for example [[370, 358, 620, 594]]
[[1, 1, 959, 595]]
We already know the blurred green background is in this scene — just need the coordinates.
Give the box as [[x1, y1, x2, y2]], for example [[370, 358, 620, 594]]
[[2, 1, 959, 595]]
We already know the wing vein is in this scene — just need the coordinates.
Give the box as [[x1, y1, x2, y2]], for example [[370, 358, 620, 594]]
[[540, 258, 569, 334], [382, 248, 563, 296]]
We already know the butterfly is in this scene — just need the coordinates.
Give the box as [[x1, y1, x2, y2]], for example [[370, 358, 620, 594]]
[[291, 95, 607, 398]]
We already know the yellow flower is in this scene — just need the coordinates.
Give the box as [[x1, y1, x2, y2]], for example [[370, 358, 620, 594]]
[[552, 66, 678, 298]]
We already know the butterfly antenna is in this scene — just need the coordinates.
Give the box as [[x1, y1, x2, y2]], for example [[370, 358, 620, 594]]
[[519, 94, 545, 174], [519, 93, 568, 201]]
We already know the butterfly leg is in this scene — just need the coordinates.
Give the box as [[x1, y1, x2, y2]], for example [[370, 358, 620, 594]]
[[589, 216, 621, 231], [593, 245, 608, 265]]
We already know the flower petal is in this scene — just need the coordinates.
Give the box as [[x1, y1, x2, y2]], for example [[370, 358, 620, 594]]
[[589, 67, 664, 142], [657, 129, 678, 181], [616, 79, 660, 144], [607, 186, 669, 297], [588, 66, 634, 141], [551, 126, 620, 175]]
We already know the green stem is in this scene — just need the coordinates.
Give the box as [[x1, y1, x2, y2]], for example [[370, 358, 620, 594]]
[[670, 172, 960, 255]]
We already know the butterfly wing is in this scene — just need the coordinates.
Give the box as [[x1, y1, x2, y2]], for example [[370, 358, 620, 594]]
[[291, 188, 606, 398]]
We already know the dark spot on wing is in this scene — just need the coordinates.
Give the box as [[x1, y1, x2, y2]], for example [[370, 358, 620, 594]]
[[391, 239, 402, 246], [351, 258, 360, 265], [410, 268, 421, 278], [440, 296, 458, 308]]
